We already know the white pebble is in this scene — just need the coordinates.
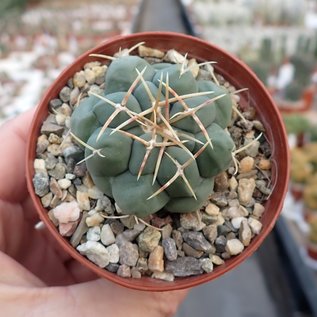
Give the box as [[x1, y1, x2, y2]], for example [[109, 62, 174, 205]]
[[106, 244, 120, 263], [77, 241, 109, 268], [34, 159, 46, 172], [231, 217, 247, 230], [86, 213, 104, 227], [58, 178, 71, 189], [226, 239, 244, 255], [101, 224, 116, 246], [248, 217, 263, 235], [86, 226, 101, 241]]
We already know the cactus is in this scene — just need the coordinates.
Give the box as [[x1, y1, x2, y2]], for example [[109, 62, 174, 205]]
[[70, 51, 235, 218]]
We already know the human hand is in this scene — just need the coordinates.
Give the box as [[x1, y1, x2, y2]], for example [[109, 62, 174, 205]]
[[0, 110, 188, 317]]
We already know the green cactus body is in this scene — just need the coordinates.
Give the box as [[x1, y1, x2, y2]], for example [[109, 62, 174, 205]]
[[70, 53, 234, 218]]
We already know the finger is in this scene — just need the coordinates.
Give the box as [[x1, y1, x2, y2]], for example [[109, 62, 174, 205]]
[[0, 109, 35, 203]]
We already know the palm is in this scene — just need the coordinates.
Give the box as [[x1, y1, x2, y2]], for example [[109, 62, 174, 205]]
[[0, 110, 188, 317]]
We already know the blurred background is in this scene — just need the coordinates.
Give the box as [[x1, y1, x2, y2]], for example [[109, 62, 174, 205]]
[[1, 0, 317, 316]]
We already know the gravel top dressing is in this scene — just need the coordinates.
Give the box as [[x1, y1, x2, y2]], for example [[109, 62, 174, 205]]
[[33, 44, 272, 281]]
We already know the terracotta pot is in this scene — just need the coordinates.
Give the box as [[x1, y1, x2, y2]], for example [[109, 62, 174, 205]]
[[307, 242, 317, 261], [26, 32, 290, 291]]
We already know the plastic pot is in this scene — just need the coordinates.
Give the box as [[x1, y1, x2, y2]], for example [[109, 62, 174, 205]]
[[26, 32, 290, 291]]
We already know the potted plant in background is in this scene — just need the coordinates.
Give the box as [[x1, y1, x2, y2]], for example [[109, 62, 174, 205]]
[[26, 32, 289, 291]]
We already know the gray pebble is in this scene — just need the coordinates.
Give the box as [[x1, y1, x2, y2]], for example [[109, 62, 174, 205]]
[[183, 243, 204, 258], [96, 196, 114, 213], [33, 172, 49, 197], [180, 212, 205, 231], [172, 230, 183, 249], [200, 258, 214, 273], [59, 86, 71, 103], [122, 223, 145, 241], [215, 236, 227, 253], [106, 244, 120, 263], [203, 225, 217, 243], [86, 226, 101, 241], [48, 162, 66, 179], [41, 121, 64, 137], [109, 220, 124, 236], [165, 257, 203, 277], [49, 98, 62, 110], [119, 242, 139, 266], [182, 231, 212, 252], [106, 263, 119, 273], [63, 145, 83, 163], [131, 268, 142, 279], [162, 238, 177, 261], [70, 212, 89, 247]]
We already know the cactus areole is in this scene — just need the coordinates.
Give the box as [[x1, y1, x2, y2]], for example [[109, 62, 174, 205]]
[[70, 53, 235, 218]]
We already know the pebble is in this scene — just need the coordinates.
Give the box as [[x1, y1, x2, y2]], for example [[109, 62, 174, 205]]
[[183, 243, 204, 258], [73, 71, 86, 88], [70, 212, 88, 247], [73, 163, 87, 177], [202, 225, 218, 243], [226, 239, 244, 255], [48, 162, 66, 179], [188, 58, 199, 77], [59, 86, 71, 103], [86, 213, 104, 227], [131, 268, 142, 279], [239, 156, 254, 173], [239, 219, 252, 246], [109, 220, 124, 236], [84, 68, 96, 84], [244, 139, 260, 157], [214, 172, 229, 191], [222, 206, 248, 219], [172, 230, 183, 249], [162, 238, 178, 261], [215, 236, 227, 253], [96, 195, 114, 213], [209, 192, 228, 207], [36, 135, 49, 154], [248, 217, 263, 235], [200, 258, 214, 273], [41, 121, 64, 137], [162, 224, 173, 239], [52, 201, 80, 224], [63, 145, 83, 163], [210, 254, 224, 265], [34, 159, 46, 172], [205, 203, 219, 216], [182, 231, 212, 252], [122, 223, 145, 241], [100, 224, 116, 246], [59, 221, 78, 237], [137, 258, 148, 274], [255, 180, 271, 195], [77, 241, 109, 268], [76, 191, 90, 210], [238, 178, 256, 205], [117, 264, 131, 278], [59, 103, 72, 116], [49, 98, 62, 110], [165, 257, 203, 277], [180, 212, 205, 231], [47, 144, 62, 156], [164, 49, 186, 64], [45, 154, 58, 169], [258, 159, 271, 170], [41, 192, 53, 208], [50, 195, 61, 208], [55, 113, 66, 126], [106, 263, 119, 273], [229, 177, 238, 191], [201, 213, 218, 225], [148, 246, 164, 272], [253, 203, 265, 218], [106, 244, 120, 263], [33, 172, 49, 197], [82, 173, 94, 188], [138, 45, 165, 58], [120, 215, 137, 229], [86, 226, 101, 241], [58, 178, 71, 189], [137, 227, 161, 252], [48, 133, 61, 144], [152, 272, 175, 282], [70, 87, 80, 106], [231, 217, 246, 230], [119, 242, 139, 266]]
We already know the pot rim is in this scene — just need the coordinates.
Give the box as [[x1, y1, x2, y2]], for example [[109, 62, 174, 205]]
[[26, 31, 290, 291]]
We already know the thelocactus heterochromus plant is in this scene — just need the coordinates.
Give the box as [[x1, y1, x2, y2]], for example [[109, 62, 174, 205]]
[[70, 46, 235, 218]]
